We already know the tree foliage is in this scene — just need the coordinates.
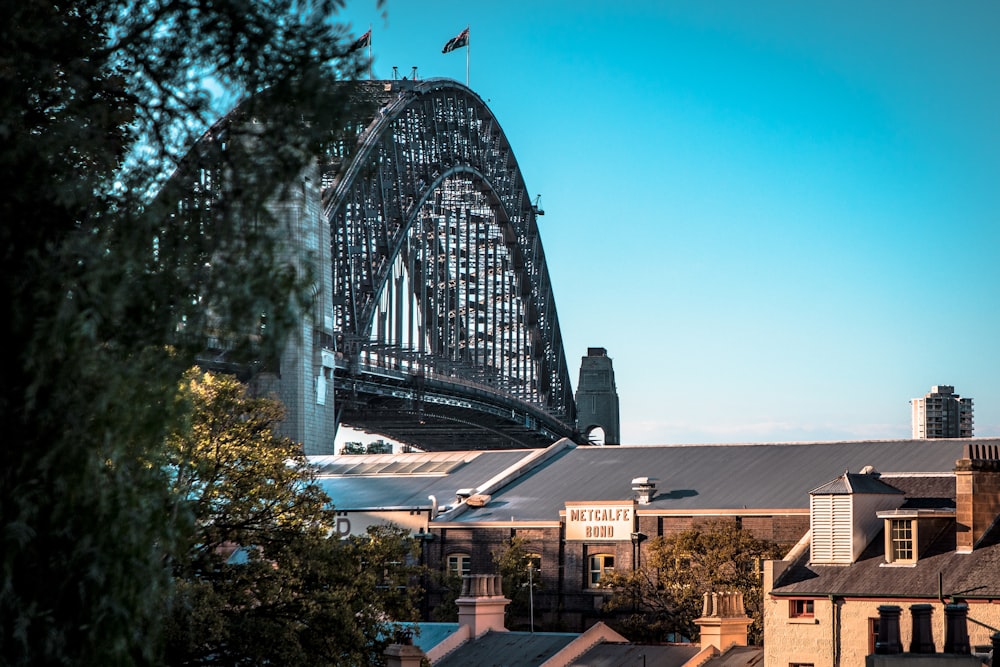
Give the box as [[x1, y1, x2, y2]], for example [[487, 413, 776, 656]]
[[492, 536, 542, 628], [164, 369, 422, 666], [603, 520, 782, 644], [1, 1, 375, 663]]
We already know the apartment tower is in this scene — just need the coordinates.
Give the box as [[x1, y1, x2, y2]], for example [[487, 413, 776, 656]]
[[911, 385, 974, 439]]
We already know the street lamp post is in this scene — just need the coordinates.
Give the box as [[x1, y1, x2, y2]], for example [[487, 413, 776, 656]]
[[528, 563, 535, 633]]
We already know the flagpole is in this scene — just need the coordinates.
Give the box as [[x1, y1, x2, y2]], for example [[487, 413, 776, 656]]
[[368, 24, 373, 80], [465, 25, 470, 87]]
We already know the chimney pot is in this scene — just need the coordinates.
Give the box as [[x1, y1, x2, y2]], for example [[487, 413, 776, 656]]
[[944, 603, 971, 654], [631, 477, 658, 504], [909, 604, 935, 654], [875, 605, 903, 655]]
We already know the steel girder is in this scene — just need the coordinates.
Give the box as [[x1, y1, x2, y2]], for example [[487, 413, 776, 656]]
[[322, 79, 577, 447]]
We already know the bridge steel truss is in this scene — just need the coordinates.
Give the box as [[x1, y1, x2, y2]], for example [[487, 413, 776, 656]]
[[321, 79, 578, 451]]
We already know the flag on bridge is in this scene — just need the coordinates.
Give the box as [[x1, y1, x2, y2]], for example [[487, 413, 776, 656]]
[[348, 28, 371, 53], [442, 27, 469, 53]]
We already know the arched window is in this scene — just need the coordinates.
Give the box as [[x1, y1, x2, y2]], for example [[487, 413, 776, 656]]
[[447, 553, 471, 577], [588, 553, 615, 588]]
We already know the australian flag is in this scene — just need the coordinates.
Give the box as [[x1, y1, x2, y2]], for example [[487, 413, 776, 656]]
[[348, 29, 371, 53], [442, 27, 469, 53]]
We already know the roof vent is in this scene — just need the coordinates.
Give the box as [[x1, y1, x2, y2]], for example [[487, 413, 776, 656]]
[[859, 465, 880, 477], [455, 488, 475, 503], [632, 477, 658, 505], [466, 494, 491, 508]]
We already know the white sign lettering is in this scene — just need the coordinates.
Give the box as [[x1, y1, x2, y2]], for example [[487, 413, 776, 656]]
[[565, 502, 636, 541]]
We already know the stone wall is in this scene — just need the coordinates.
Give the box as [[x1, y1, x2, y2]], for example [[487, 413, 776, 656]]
[[765, 597, 1000, 666]]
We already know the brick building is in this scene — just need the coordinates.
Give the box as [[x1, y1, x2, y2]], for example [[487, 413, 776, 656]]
[[764, 443, 1000, 666], [313, 436, 996, 633]]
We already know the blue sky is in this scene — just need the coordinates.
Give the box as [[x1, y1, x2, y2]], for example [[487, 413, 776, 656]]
[[333, 0, 1000, 445]]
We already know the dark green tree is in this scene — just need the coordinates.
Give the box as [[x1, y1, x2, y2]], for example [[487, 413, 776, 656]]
[[603, 519, 782, 644], [492, 536, 542, 629], [165, 368, 422, 666], [1, 1, 375, 663]]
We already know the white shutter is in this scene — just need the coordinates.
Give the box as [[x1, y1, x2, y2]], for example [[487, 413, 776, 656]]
[[811, 494, 853, 564]]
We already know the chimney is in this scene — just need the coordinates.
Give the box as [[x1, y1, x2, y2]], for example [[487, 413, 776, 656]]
[[456, 574, 510, 639], [908, 604, 935, 654], [383, 628, 425, 667], [632, 477, 658, 505], [944, 603, 971, 654], [874, 605, 903, 655], [954, 444, 1000, 553], [693, 591, 752, 651]]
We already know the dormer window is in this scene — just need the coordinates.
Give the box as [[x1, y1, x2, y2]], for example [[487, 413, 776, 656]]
[[888, 519, 915, 563], [877, 508, 955, 565]]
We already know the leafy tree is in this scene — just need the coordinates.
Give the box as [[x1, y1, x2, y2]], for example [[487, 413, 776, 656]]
[[603, 520, 782, 644], [1, 1, 374, 663], [341, 441, 369, 454], [427, 570, 463, 623], [340, 439, 394, 454], [492, 536, 542, 629], [164, 369, 422, 666]]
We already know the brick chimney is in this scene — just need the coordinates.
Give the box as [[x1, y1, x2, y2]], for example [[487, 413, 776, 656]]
[[383, 628, 425, 667], [954, 443, 1000, 553], [456, 574, 510, 639], [693, 591, 752, 651]]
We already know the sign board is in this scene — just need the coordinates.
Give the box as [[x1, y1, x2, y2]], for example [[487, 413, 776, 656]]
[[565, 501, 635, 541]]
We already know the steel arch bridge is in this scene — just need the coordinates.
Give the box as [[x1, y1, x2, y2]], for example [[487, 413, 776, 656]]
[[318, 79, 578, 451], [178, 78, 582, 452]]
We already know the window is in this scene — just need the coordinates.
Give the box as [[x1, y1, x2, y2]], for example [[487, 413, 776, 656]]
[[588, 554, 615, 588], [789, 599, 814, 618], [868, 617, 880, 655], [447, 553, 470, 577], [889, 519, 914, 562]]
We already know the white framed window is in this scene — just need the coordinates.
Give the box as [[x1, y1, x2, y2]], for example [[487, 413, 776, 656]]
[[889, 519, 914, 563], [588, 553, 615, 588], [447, 553, 471, 577]]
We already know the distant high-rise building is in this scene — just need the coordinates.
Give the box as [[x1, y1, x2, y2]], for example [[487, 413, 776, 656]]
[[910, 385, 974, 439]]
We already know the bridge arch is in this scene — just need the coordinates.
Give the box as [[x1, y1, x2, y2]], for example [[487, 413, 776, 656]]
[[321, 79, 577, 449]]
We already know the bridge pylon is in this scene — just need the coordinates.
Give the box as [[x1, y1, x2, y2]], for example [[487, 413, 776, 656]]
[[574, 347, 620, 445]]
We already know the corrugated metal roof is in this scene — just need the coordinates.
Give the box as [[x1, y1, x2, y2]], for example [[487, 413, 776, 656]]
[[433, 630, 578, 667], [703, 645, 765, 666], [312, 450, 535, 509], [809, 472, 905, 495], [447, 438, 996, 522], [569, 642, 702, 667], [405, 622, 461, 654]]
